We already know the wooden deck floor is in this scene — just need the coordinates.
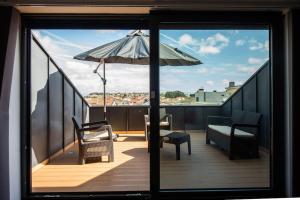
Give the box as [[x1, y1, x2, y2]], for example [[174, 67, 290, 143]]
[[32, 131, 269, 192]]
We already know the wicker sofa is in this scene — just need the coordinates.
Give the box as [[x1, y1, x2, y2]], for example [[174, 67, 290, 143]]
[[206, 110, 261, 160], [72, 117, 114, 164]]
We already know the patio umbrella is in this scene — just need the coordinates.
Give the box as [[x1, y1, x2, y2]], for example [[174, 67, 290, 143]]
[[74, 30, 202, 120]]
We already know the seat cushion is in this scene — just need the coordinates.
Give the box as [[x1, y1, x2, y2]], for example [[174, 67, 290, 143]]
[[160, 121, 169, 126], [208, 125, 254, 138], [83, 130, 117, 142], [146, 121, 169, 126]]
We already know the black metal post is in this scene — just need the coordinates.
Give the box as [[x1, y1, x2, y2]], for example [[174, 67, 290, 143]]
[[103, 61, 106, 120]]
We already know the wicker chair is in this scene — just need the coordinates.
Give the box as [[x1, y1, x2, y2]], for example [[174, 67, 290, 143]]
[[72, 117, 114, 164], [144, 107, 173, 141]]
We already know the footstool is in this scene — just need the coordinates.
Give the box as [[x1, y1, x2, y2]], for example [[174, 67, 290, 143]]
[[164, 131, 191, 160]]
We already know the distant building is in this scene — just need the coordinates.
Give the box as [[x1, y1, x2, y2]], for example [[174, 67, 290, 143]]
[[225, 81, 240, 95], [194, 82, 240, 104]]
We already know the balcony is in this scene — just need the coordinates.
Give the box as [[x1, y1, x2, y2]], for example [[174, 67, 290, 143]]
[[30, 34, 270, 192]]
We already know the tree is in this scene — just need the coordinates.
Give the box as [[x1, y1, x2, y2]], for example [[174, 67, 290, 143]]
[[165, 91, 186, 98]]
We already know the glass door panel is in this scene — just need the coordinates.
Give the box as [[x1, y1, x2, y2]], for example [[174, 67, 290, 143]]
[[30, 29, 150, 193], [158, 29, 270, 190]]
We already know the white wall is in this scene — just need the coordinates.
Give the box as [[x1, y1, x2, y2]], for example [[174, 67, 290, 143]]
[[8, 15, 21, 200], [0, 8, 21, 200]]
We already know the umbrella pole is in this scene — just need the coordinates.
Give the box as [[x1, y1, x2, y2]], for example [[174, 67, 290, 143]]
[[103, 61, 106, 121]]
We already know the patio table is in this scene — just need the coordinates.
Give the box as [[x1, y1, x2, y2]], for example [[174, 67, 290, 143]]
[[148, 130, 191, 160]]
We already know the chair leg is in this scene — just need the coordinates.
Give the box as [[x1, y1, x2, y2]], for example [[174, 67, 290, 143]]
[[78, 149, 84, 164], [145, 130, 148, 141], [188, 136, 191, 155], [176, 144, 180, 160], [206, 135, 210, 144], [110, 145, 114, 162]]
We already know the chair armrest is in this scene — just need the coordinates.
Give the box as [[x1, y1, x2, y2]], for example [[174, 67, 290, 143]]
[[230, 123, 260, 137], [103, 125, 113, 141], [232, 123, 259, 128], [80, 126, 105, 132], [207, 116, 232, 127], [165, 114, 173, 130], [82, 120, 108, 127], [144, 115, 149, 121]]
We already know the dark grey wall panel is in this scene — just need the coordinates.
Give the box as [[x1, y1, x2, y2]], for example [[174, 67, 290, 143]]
[[257, 64, 270, 148], [203, 106, 222, 129], [243, 77, 257, 112], [128, 107, 148, 131], [185, 107, 204, 130], [165, 107, 185, 130], [49, 64, 63, 155], [107, 107, 127, 131], [75, 92, 82, 122], [89, 107, 104, 122], [64, 80, 74, 147], [74, 93, 82, 140], [232, 90, 243, 111], [83, 103, 89, 123], [31, 41, 48, 166], [221, 62, 270, 148], [222, 100, 232, 116]]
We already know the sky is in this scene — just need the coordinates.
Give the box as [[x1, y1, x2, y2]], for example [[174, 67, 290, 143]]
[[32, 29, 269, 96]]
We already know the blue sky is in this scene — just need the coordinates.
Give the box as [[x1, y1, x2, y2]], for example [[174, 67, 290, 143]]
[[32, 29, 269, 96]]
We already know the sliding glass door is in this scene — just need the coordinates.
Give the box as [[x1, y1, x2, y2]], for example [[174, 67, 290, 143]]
[[149, 11, 284, 198], [159, 28, 270, 190], [23, 12, 284, 199]]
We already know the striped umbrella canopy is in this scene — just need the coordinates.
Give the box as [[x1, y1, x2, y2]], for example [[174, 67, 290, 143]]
[[74, 30, 202, 66]]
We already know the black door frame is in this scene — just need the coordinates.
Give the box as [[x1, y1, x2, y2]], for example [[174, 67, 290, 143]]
[[21, 11, 285, 199], [21, 14, 151, 200], [149, 11, 285, 199]]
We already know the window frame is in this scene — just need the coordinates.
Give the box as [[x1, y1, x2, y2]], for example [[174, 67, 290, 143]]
[[21, 11, 285, 199], [149, 11, 285, 199]]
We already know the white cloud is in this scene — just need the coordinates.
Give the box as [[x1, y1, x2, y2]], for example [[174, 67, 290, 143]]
[[197, 67, 209, 74], [214, 33, 229, 43], [264, 40, 269, 51], [179, 34, 193, 45], [247, 39, 269, 51], [222, 79, 230, 85], [169, 69, 188, 74], [160, 32, 204, 58], [196, 66, 225, 75], [199, 46, 220, 54], [236, 64, 257, 74], [248, 57, 263, 65], [39, 30, 91, 51], [199, 33, 229, 55], [235, 39, 246, 46], [248, 57, 268, 66], [206, 80, 214, 86]]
